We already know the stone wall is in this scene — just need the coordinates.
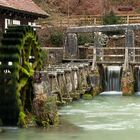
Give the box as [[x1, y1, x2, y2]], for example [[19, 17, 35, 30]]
[[43, 47, 63, 64]]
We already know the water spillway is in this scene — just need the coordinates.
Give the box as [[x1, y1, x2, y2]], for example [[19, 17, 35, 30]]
[[135, 66, 140, 92], [137, 67, 140, 92], [104, 66, 122, 92]]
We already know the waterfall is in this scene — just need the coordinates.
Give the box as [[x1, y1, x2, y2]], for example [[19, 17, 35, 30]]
[[105, 66, 121, 91], [136, 66, 140, 92]]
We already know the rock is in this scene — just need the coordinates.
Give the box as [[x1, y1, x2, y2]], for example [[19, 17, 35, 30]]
[[121, 69, 134, 96], [82, 94, 93, 100], [33, 94, 59, 127], [0, 129, 5, 133], [87, 68, 101, 96]]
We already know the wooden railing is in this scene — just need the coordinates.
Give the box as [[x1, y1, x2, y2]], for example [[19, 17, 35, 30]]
[[96, 47, 140, 64], [40, 14, 140, 27], [81, 46, 140, 64]]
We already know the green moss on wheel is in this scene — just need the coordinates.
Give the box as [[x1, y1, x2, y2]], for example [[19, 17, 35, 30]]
[[0, 26, 43, 126]]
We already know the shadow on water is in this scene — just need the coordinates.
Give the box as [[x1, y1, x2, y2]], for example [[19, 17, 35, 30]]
[[0, 117, 83, 140]]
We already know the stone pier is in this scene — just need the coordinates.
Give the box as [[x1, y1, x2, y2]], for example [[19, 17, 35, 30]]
[[33, 62, 92, 105], [121, 69, 134, 95]]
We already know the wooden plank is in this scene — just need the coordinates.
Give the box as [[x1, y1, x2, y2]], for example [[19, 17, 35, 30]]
[[62, 59, 140, 65], [97, 55, 124, 57], [97, 47, 140, 49], [62, 59, 90, 62], [96, 47, 125, 50], [130, 62, 140, 65], [97, 61, 124, 64], [67, 24, 140, 33], [42, 47, 63, 50], [39, 14, 140, 27], [78, 46, 140, 49]]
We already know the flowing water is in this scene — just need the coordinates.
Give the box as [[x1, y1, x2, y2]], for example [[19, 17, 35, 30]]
[[104, 66, 122, 91], [136, 66, 140, 92], [1, 94, 140, 140]]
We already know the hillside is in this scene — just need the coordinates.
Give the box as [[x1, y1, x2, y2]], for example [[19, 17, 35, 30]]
[[33, 0, 108, 17], [33, 0, 140, 47], [33, 0, 140, 16]]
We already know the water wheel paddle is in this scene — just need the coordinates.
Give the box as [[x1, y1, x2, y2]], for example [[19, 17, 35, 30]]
[[0, 26, 42, 126]]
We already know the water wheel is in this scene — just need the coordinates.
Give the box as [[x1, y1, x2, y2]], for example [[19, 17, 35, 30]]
[[0, 26, 42, 126]]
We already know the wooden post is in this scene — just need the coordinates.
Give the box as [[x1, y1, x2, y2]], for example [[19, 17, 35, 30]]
[[127, 15, 129, 24], [102, 47, 104, 62], [94, 18, 96, 25], [92, 47, 96, 70], [123, 48, 129, 70], [92, 32, 101, 70], [67, 0, 70, 27], [125, 29, 135, 62]]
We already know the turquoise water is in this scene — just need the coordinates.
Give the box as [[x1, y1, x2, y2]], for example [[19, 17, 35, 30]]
[[1, 94, 140, 140]]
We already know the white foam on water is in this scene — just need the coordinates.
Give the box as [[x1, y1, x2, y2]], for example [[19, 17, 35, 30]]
[[0, 127, 18, 130], [78, 123, 126, 131], [100, 91, 122, 96], [135, 92, 140, 96], [59, 109, 89, 115]]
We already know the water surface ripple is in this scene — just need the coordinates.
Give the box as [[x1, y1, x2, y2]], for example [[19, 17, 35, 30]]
[[2, 94, 140, 140]]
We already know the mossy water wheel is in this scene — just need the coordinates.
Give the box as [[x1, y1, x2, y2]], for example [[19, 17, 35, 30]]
[[0, 26, 42, 126]]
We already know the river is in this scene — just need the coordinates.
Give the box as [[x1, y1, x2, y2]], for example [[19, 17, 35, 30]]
[[1, 93, 140, 140]]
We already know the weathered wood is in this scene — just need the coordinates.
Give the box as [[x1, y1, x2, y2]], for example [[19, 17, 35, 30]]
[[97, 61, 124, 64], [62, 58, 140, 65], [123, 48, 129, 70], [97, 55, 124, 57], [91, 47, 96, 70], [97, 47, 140, 49], [42, 47, 63, 50], [79, 46, 140, 49], [41, 14, 140, 27], [67, 24, 140, 33]]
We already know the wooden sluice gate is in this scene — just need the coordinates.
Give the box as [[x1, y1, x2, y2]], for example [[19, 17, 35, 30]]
[[63, 24, 140, 95]]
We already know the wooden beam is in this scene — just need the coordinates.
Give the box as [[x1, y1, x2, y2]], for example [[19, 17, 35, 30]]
[[67, 24, 140, 33]]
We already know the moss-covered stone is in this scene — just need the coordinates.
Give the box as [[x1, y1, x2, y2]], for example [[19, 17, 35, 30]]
[[82, 94, 93, 100], [121, 69, 134, 96], [70, 92, 81, 101], [18, 111, 27, 128], [56, 100, 66, 106], [33, 94, 59, 127], [63, 97, 73, 103], [87, 68, 101, 96], [93, 86, 101, 96], [0, 128, 5, 133]]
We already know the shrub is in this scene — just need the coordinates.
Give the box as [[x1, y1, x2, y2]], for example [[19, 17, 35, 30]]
[[103, 11, 124, 35], [103, 11, 123, 25], [49, 31, 63, 47], [78, 33, 94, 45], [40, 50, 48, 68]]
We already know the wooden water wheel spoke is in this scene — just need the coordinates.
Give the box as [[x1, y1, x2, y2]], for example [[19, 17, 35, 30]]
[[0, 26, 42, 126]]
